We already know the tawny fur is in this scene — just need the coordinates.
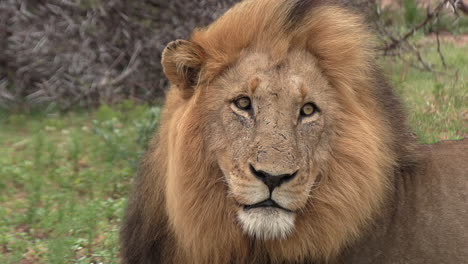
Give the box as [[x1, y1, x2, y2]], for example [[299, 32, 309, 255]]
[[120, 1, 467, 263]]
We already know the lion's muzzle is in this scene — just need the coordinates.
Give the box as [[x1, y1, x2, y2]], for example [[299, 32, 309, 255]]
[[249, 163, 298, 193]]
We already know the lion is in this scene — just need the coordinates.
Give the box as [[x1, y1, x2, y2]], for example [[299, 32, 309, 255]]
[[120, 0, 468, 263]]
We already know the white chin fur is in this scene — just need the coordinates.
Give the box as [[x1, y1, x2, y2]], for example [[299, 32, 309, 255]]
[[237, 207, 296, 240]]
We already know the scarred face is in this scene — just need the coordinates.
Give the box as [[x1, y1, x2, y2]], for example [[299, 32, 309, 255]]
[[204, 50, 336, 240]]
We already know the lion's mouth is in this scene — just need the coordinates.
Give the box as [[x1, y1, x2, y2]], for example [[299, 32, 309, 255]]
[[243, 199, 292, 213]]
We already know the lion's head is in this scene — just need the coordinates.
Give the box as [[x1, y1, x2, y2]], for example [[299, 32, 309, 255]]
[[126, 0, 415, 262], [202, 50, 341, 241]]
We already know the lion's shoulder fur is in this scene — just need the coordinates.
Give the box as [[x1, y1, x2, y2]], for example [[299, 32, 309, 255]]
[[120, 1, 466, 263], [340, 139, 468, 264]]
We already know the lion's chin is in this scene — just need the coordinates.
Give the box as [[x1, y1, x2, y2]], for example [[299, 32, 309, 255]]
[[237, 207, 296, 240]]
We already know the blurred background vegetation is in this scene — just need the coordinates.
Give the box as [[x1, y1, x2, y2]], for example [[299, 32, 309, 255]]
[[0, 0, 466, 263]]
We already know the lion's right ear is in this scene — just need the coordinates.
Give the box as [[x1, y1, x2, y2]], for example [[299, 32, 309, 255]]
[[161, 40, 205, 98]]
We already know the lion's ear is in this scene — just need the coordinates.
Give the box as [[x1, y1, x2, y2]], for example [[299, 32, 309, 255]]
[[161, 40, 205, 98]]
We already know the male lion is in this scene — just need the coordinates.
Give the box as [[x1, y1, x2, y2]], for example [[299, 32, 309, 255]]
[[120, 0, 468, 263]]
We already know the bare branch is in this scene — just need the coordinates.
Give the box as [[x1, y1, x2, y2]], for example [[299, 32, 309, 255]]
[[455, 0, 468, 14], [435, 32, 447, 69], [382, 0, 450, 52]]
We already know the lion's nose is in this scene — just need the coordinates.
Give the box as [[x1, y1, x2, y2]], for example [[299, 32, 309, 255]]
[[249, 164, 298, 192]]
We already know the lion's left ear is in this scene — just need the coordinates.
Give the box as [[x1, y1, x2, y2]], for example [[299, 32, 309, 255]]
[[161, 39, 205, 98]]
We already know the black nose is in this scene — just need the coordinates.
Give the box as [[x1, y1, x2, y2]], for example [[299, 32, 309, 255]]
[[249, 164, 298, 192]]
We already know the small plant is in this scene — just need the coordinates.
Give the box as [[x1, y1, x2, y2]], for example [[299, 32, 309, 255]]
[[7, 114, 27, 126], [92, 118, 130, 162], [403, 0, 424, 27], [94, 104, 122, 123], [134, 106, 160, 151]]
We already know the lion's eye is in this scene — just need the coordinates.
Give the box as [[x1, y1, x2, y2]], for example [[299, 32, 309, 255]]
[[300, 103, 318, 117], [234, 96, 252, 111]]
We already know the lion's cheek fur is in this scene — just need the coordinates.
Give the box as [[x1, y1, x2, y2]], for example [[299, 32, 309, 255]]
[[163, 99, 249, 262]]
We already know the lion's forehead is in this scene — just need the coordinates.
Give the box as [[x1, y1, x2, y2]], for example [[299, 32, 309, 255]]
[[226, 51, 325, 100], [236, 51, 315, 75]]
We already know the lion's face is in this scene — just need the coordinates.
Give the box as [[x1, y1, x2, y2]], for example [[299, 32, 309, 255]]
[[203, 50, 335, 240], [155, 2, 401, 261]]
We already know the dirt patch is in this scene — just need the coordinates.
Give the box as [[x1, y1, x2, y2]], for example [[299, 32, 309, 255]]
[[1, 244, 8, 254], [434, 33, 468, 46], [425, 32, 468, 46]]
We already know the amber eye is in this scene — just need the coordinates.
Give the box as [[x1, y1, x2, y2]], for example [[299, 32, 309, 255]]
[[234, 96, 252, 110], [300, 103, 318, 117]]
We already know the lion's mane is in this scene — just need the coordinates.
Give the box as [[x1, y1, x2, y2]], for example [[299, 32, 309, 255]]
[[120, 0, 416, 263]]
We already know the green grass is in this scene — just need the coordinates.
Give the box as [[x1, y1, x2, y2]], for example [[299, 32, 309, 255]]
[[0, 44, 466, 263], [0, 103, 159, 263], [381, 42, 467, 143]]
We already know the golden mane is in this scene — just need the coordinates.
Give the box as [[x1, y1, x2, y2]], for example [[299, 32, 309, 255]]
[[121, 1, 416, 263]]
